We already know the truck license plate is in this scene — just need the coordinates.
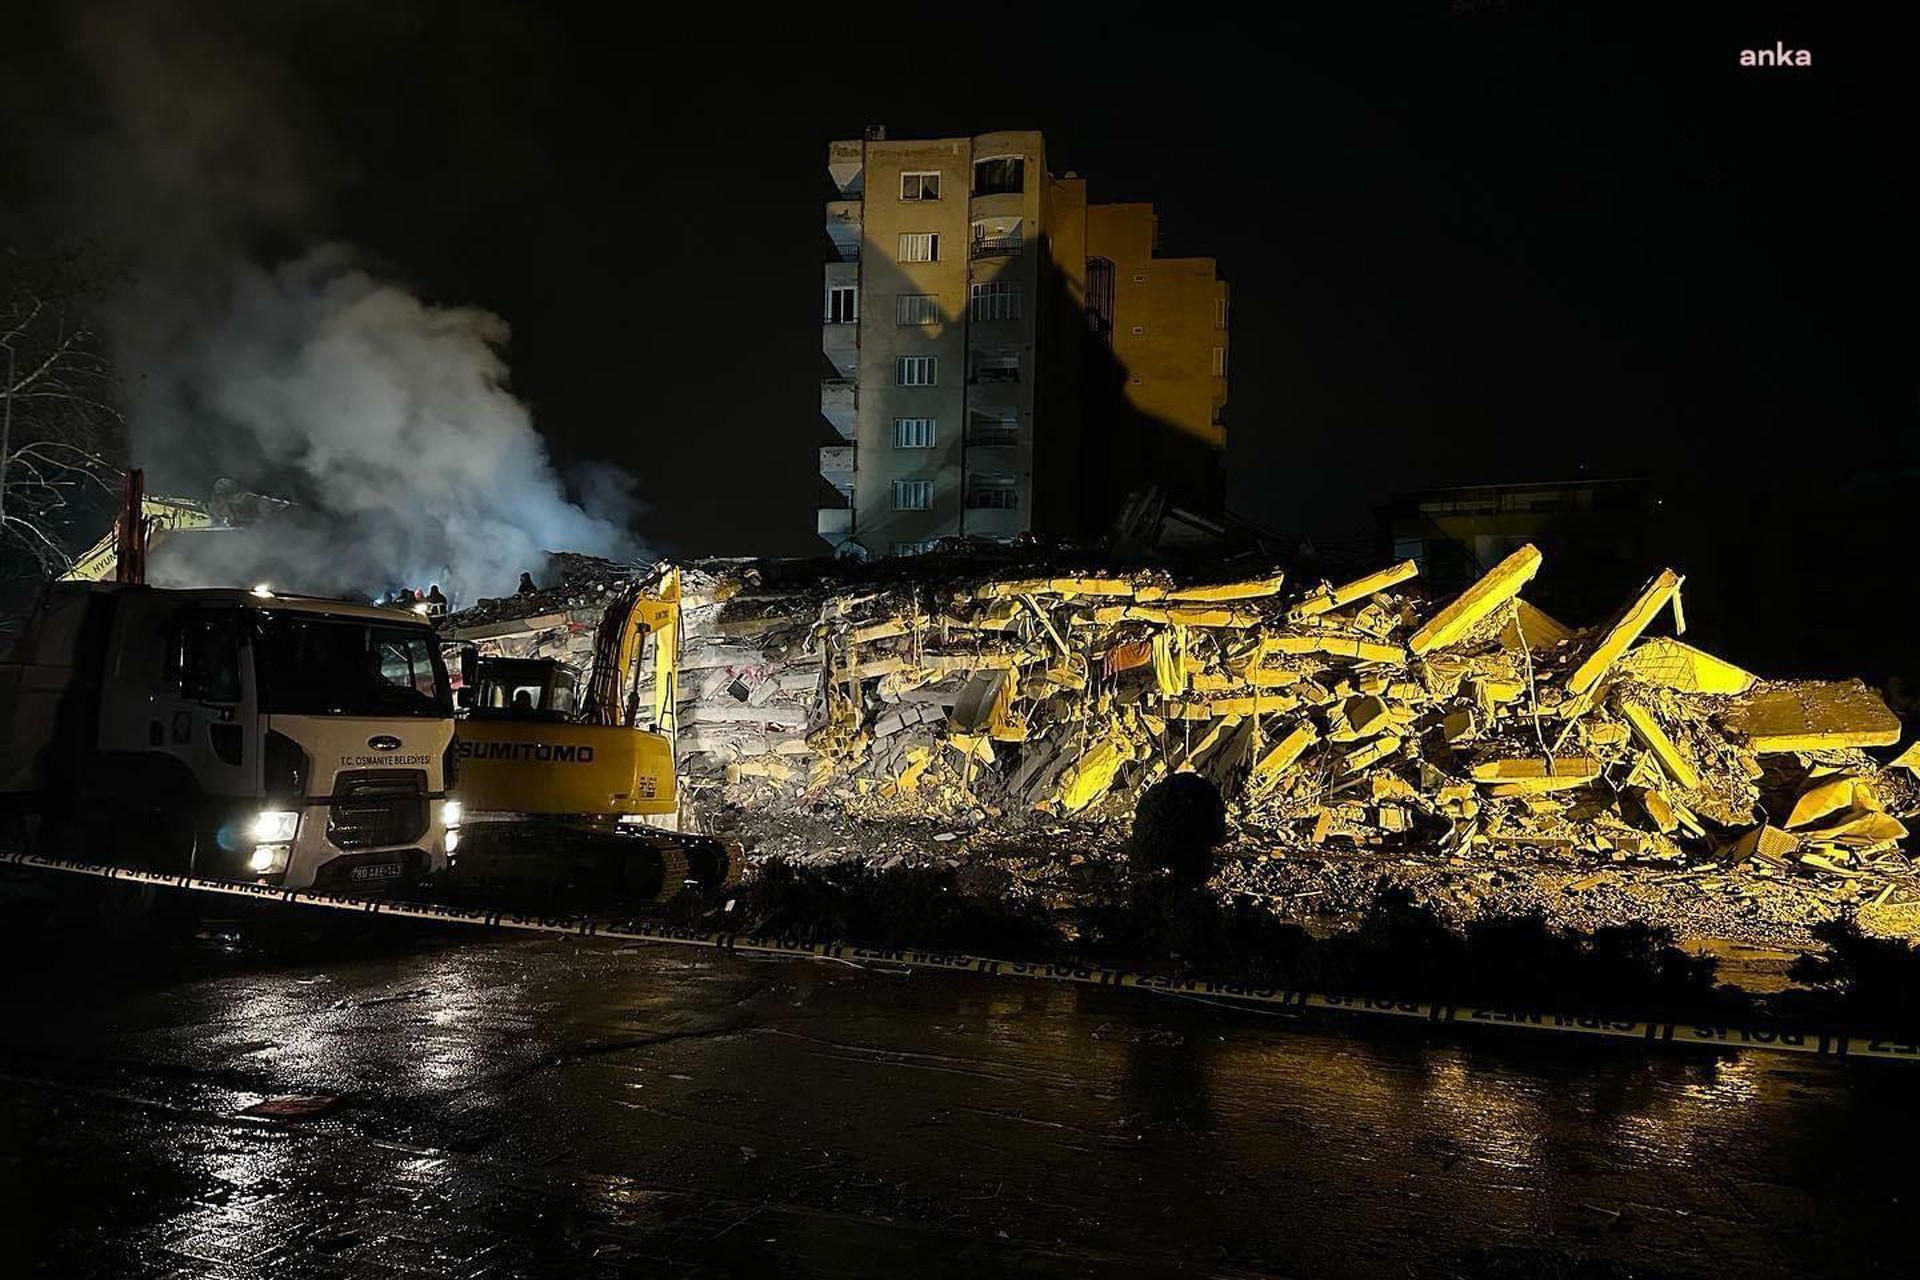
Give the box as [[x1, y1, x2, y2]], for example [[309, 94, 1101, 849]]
[[350, 863, 403, 883]]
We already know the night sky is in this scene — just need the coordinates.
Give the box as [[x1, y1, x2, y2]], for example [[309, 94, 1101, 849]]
[[278, 2, 1915, 556], [3, 3, 1915, 651]]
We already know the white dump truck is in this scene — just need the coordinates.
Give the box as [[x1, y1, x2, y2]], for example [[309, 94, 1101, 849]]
[[0, 582, 461, 891]]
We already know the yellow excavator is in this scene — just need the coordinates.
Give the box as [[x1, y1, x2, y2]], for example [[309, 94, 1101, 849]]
[[447, 570, 736, 904]]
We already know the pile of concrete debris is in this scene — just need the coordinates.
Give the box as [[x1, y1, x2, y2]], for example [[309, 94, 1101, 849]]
[[447, 547, 1918, 910]]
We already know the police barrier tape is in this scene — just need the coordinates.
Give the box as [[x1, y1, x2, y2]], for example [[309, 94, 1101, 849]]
[[6, 849, 1916, 1063]]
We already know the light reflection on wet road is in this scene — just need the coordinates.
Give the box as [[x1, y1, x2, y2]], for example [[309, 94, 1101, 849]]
[[0, 920, 1911, 1278]]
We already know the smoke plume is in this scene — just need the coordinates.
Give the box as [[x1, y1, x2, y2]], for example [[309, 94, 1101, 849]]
[[6, 1, 640, 603], [138, 248, 636, 601]]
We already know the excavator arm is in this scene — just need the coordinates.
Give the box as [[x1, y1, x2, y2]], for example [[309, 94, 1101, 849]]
[[581, 569, 680, 733]]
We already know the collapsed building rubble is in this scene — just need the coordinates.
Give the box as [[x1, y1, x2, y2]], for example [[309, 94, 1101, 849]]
[[445, 547, 1920, 944]]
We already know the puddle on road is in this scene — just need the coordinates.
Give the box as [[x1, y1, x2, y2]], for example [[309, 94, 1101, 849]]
[[0, 928, 1912, 1277]]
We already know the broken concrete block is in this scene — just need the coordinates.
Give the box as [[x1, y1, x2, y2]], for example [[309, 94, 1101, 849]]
[[1722, 680, 1903, 753], [1797, 808, 1907, 852], [1408, 544, 1543, 656], [1171, 695, 1300, 720], [1583, 722, 1629, 749], [1618, 701, 1702, 792], [1566, 569, 1685, 698], [1268, 633, 1406, 664], [1138, 573, 1287, 603], [1500, 599, 1576, 653], [1174, 716, 1243, 774], [1470, 757, 1604, 793], [1342, 735, 1403, 773], [1287, 560, 1418, 621], [1617, 637, 1755, 695], [978, 577, 1134, 600], [1631, 786, 1679, 833], [1730, 824, 1801, 867], [1249, 722, 1318, 791], [1375, 804, 1412, 832], [1341, 695, 1392, 739], [1786, 776, 1877, 829], [1053, 734, 1133, 813]]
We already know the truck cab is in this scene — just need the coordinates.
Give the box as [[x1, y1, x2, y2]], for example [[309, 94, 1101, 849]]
[[0, 583, 461, 891]]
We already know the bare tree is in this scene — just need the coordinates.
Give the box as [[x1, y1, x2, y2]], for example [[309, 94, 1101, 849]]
[[0, 267, 125, 575]]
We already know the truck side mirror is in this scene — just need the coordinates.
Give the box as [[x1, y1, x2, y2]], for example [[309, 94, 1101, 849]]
[[455, 687, 473, 711]]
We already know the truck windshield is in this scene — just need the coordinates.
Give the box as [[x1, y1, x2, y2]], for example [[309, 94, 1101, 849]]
[[253, 614, 451, 717]]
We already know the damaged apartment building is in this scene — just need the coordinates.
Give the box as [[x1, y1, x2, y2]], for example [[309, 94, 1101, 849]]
[[819, 128, 1231, 558]]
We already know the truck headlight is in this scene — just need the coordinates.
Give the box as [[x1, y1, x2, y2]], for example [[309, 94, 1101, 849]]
[[444, 829, 461, 855], [442, 798, 463, 829], [252, 810, 300, 844], [250, 844, 290, 874]]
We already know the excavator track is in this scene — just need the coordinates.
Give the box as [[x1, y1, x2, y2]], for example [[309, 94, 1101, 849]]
[[445, 816, 738, 913]]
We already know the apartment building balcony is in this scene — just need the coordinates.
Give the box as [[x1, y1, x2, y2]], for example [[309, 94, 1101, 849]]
[[826, 199, 862, 262], [824, 261, 858, 292], [966, 487, 1022, 511], [968, 191, 1025, 222], [961, 501, 1026, 541], [820, 378, 856, 440], [819, 445, 855, 499], [817, 506, 854, 543], [970, 235, 1023, 260], [821, 324, 858, 378], [828, 140, 864, 197], [965, 429, 1020, 453]]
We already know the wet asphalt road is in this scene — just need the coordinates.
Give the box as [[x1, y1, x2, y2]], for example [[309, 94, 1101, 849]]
[[0, 910, 1915, 1279]]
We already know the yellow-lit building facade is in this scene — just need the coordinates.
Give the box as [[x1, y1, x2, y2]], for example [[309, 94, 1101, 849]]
[[818, 129, 1226, 556]]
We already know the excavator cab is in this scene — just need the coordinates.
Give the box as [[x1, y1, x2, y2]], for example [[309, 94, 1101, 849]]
[[467, 657, 580, 721]]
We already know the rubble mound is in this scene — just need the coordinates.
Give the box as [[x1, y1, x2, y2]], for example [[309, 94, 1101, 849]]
[[447, 545, 1920, 944]]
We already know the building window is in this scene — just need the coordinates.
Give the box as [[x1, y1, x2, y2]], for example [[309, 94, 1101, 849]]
[[896, 355, 938, 386], [1212, 345, 1228, 377], [893, 417, 937, 448], [895, 293, 940, 325], [900, 171, 941, 201], [1214, 297, 1230, 330], [968, 408, 1018, 445], [969, 281, 1023, 322], [973, 156, 1025, 196], [898, 232, 939, 263], [1086, 257, 1115, 344], [971, 348, 1019, 384], [967, 476, 1020, 510], [824, 285, 857, 325], [893, 479, 934, 510]]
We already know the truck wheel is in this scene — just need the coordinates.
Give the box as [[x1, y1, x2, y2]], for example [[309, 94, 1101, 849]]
[[96, 800, 200, 939]]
